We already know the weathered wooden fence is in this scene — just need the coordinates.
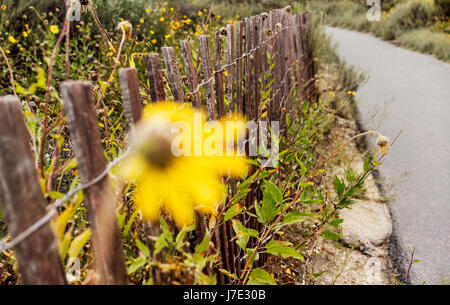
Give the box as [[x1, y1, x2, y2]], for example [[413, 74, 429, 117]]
[[0, 9, 314, 284]]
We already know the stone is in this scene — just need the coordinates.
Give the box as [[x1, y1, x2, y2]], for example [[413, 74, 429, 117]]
[[340, 200, 392, 248]]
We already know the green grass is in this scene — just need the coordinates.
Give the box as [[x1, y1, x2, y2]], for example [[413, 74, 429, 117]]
[[397, 28, 450, 61], [310, 0, 450, 62]]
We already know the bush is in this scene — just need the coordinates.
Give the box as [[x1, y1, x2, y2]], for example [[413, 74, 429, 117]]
[[371, 0, 439, 39], [397, 28, 450, 61], [1, 0, 65, 32], [435, 0, 450, 17]]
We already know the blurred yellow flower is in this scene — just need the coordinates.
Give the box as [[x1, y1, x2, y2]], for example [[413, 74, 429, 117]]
[[198, 11, 203, 16], [5, 49, 10, 54], [22, 31, 28, 37], [151, 39, 157, 44], [120, 102, 247, 228], [1, 4, 6, 10], [160, 17, 165, 22], [347, 90, 355, 95], [146, 8, 152, 13], [165, 33, 171, 39], [50, 25, 59, 34], [150, 30, 155, 35], [8, 36, 18, 44], [140, 18, 144, 23]]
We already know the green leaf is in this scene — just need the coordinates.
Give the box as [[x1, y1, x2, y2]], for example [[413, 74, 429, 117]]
[[135, 236, 150, 257], [175, 225, 195, 250], [14, 82, 27, 96], [265, 240, 304, 261], [122, 209, 139, 237], [264, 181, 283, 203], [224, 204, 244, 222], [117, 212, 127, 230], [127, 256, 147, 275], [323, 230, 341, 241], [218, 269, 239, 280], [28, 83, 38, 95], [246, 247, 260, 265], [48, 191, 64, 199], [328, 218, 344, 227], [68, 228, 91, 259], [295, 153, 308, 175], [363, 155, 371, 171], [232, 220, 259, 250], [334, 176, 345, 197], [195, 233, 209, 254], [277, 211, 314, 228], [247, 268, 276, 285], [154, 231, 171, 255], [256, 186, 278, 224]]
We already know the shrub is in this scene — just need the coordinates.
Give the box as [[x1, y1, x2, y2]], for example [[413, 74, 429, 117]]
[[371, 0, 439, 39], [397, 28, 450, 61], [435, 0, 450, 17]]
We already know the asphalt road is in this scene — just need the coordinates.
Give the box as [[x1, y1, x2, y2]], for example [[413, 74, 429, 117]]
[[326, 27, 450, 284]]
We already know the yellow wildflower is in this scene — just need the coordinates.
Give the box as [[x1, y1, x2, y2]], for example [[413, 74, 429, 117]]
[[1, 5, 6, 10], [347, 90, 355, 95], [140, 18, 144, 23], [150, 30, 155, 35], [162, 7, 166, 13], [50, 25, 59, 34], [198, 11, 203, 16], [5, 49, 10, 54], [160, 17, 165, 22], [119, 102, 247, 228], [151, 39, 157, 44], [146, 8, 152, 14], [165, 33, 171, 39], [8, 36, 18, 44]]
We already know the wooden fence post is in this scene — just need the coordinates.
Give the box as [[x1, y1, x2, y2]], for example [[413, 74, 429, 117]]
[[61, 81, 128, 285], [119, 68, 143, 128], [145, 53, 166, 102], [180, 40, 201, 108], [253, 15, 262, 119], [235, 21, 244, 115], [215, 29, 226, 118], [162, 47, 185, 102], [0, 95, 67, 285], [199, 34, 217, 120], [244, 17, 253, 119], [226, 24, 235, 114]]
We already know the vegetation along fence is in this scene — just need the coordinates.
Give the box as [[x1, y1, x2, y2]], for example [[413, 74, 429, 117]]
[[0, 8, 315, 285]]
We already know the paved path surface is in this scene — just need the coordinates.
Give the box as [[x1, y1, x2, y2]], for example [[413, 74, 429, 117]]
[[327, 27, 450, 284]]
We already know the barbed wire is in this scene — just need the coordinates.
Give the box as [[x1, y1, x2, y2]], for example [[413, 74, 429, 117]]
[[0, 149, 133, 253], [189, 23, 303, 96]]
